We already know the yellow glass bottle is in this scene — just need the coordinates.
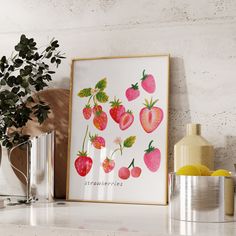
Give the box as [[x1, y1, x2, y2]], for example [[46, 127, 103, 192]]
[[174, 124, 214, 171]]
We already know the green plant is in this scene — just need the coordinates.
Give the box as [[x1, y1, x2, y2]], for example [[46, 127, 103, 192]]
[[0, 34, 65, 149]]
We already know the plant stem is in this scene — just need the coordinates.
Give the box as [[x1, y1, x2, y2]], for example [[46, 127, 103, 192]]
[[82, 125, 89, 152], [119, 143, 123, 155], [128, 158, 135, 169], [87, 96, 93, 105], [111, 145, 123, 158], [148, 140, 154, 149], [93, 95, 97, 105]]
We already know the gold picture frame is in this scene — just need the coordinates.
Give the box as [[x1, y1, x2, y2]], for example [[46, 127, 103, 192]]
[[67, 55, 170, 205]]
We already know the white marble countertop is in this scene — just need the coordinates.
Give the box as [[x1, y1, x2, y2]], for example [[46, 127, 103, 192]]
[[0, 201, 235, 236]]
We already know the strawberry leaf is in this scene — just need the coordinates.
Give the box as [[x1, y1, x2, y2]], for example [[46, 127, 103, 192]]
[[96, 91, 108, 103], [123, 136, 136, 148], [95, 78, 107, 91], [78, 88, 91, 97]]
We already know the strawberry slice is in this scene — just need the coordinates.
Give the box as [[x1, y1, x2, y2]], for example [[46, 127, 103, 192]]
[[119, 110, 134, 130], [139, 98, 163, 133]]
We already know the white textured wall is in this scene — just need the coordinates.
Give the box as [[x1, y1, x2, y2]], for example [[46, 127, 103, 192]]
[[1, 0, 236, 171]]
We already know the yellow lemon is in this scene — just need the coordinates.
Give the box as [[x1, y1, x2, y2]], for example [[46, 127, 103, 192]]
[[176, 165, 201, 176], [194, 164, 211, 176], [211, 169, 231, 177]]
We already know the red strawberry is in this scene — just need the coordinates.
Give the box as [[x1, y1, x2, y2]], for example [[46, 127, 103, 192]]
[[119, 110, 134, 130], [131, 167, 142, 178], [109, 98, 125, 123], [90, 135, 105, 149], [118, 167, 130, 180], [140, 98, 163, 133], [141, 69, 156, 93], [83, 105, 92, 120], [74, 153, 93, 177], [93, 111, 108, 130], [92, 105, 102, 114], [102, 158, 115, 173], [74, 126, 93, 177], [125, 83, 140, 101], [144, 140, 161, 172]]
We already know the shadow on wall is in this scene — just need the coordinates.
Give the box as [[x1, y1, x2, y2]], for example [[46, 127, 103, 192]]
[[10, 88, 70, 199], [215, 136, 236, 172], [168, 57, 191, 172]]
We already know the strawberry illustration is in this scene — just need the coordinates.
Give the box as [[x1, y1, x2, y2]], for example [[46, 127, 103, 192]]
[[102, 158, 115, 173], [74, 126, 93, 177], [101, 136, 136, 175], [93, 110, 108, 130], [75, 155, 93, 177], [83, 105, 92, 120], [144, 140, 161, 172], [109, 98, 125, 123], [92, 104, 102, 114], [139, 98, 163, 133], [141, 69, 156, 93], [125, 83, 140, 101], [78, 78, 109, 123], [119, 110, 134, 130], [118, 158, 142, 180], [89, 134, 105, 149]]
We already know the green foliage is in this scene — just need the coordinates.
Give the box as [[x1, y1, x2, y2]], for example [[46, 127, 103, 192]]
[[123, 136, 136, 148], [0, 34, 65, 149], [95, 78, 107, 91], [96, 91, 108, 103], [77, 88, 91, 97]]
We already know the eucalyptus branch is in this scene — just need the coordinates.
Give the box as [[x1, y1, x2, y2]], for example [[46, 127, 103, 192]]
[[0, 34, 65, 149]]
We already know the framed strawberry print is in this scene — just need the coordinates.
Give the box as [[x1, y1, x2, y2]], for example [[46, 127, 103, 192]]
[[67, 55, 169, 204]]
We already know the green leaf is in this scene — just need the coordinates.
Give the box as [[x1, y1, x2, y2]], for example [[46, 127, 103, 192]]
[[46, 51, 52, 59], [96, 91, 108, 103], [95, 78, 107, 91], [27, 96, 34, 103], [0, 79, 6, 85], [14, 58, 23, 67], [11, 87, 20, 94], [78, 88, 91, 97], [123, 136, 136, 148], [51, 57, 56, 63]]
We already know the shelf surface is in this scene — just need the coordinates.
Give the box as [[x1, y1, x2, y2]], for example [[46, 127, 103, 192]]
[[0, 201, 235, 236]]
